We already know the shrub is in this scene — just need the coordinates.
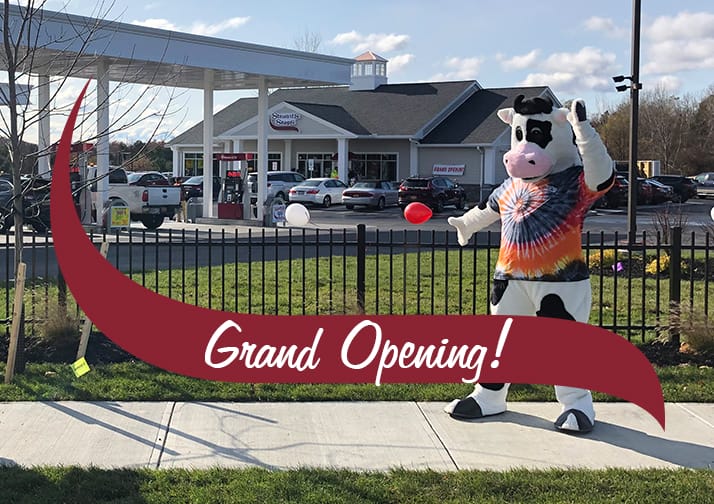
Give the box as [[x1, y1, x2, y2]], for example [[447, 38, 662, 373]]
[[587, 248, 620, 270], [20, 302, 81, 363], [644, 254, 689, 276], [656, 305, 714, 358]]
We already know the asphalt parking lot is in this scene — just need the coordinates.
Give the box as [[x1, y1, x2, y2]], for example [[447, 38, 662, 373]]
[[293, 198, 714, 234]]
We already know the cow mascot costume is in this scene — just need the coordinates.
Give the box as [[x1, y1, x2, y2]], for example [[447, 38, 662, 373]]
[[445, 95, 614, 433]]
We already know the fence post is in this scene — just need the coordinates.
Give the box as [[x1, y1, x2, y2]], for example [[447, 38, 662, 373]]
[[356, 224, 366, 314], [668, 226, 681, 347]]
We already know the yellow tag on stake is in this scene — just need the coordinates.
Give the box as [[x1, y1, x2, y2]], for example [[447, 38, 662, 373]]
[[70, 357, 90, 377]]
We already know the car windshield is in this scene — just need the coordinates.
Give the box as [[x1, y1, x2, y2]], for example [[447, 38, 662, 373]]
[[353, 182, 378, 189], [184, 176, 202, 184], [302, 180, 323, 187], [403, 179, 429, 188], [126, 173, 142, 183]]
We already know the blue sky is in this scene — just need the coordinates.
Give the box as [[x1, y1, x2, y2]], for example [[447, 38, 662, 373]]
[[39, 0, 714, 141]]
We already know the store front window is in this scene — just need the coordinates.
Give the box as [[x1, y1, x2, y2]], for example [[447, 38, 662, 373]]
[[244, 153, 282, 172], [297, 153, 334, 178], [183, 153, 220, 177], [349, 153, 397, 181], [184, 153, 203, 177]]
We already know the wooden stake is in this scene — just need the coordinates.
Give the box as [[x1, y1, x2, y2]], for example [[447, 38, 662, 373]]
[[76, 241, 109, 360], [5, 262, 26, 384]]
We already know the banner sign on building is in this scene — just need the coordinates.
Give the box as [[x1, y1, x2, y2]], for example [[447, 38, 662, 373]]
[[432, 164, 465, 176]]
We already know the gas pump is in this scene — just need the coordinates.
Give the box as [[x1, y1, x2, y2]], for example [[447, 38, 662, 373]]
[[222, 169, 243, 203], [217, 169, 244, 219]]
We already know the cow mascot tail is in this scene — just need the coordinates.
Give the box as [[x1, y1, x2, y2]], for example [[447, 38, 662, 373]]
[[445, 95, 614, 433]]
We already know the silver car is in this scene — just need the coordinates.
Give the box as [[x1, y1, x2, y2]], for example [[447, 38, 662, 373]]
[[342, 180, 398, 210], [694, 172, 714, 199]]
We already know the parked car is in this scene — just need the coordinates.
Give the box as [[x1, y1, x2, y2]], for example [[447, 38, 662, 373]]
[[648, 175, 697, 203], [246, 171, 306, 205], [180, 175, 222, 202], [398, 176, 466, 212], [288, 177, 348, 208], [87, 166, 181, 229], [342, 180, 398, 210], [634, 178, 655, 205], [644, 179, 674, 204], [693, 172, 714, 198], [0, 176, 54, 233], [126, 171, 171, 186], [593, 175, 628, 209]]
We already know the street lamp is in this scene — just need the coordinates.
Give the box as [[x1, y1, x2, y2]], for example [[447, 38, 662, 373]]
[[613, 0, 642, 246]]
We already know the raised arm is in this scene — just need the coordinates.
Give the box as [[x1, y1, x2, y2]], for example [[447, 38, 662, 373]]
[[568, 99, 614, 192]]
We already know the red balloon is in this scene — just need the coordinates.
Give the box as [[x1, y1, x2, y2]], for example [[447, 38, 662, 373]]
[[404, 202, 433, 224]]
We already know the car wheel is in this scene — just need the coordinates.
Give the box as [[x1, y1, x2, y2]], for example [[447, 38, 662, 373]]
[[455, 196, 465, 210], [141, 214, 164, 230], [31, 218, 50, 234], [376, 197, 386, 210], [345, 204, 354, 210], [0, 210, 12, 233], [433, 197, 445, 213], [322, 195, 332, 208]]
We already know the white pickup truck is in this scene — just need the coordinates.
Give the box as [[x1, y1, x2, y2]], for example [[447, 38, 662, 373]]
[[89, 167, 181, 229]]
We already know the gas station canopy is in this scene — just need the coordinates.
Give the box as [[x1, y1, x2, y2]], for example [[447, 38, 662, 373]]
[[5, 5, 354, 90]]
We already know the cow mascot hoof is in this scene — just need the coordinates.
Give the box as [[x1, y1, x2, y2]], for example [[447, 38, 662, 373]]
[[446, 95, 615, 434]]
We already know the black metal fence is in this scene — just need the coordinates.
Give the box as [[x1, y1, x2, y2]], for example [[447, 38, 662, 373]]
[[1, 224, 712, 344]]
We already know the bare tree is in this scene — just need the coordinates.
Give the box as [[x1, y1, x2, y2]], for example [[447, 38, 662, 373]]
[[638, 85, 695, 174], [0, 1, 184, 268], [0, 1, 184, 369], [292, 29, 322, 53]]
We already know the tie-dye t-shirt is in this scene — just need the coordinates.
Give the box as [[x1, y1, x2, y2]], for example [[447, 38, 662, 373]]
[[487, 166, 613, 281]]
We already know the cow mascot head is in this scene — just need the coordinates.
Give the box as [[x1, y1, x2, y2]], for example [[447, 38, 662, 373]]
[[445, 95, 614, 434]]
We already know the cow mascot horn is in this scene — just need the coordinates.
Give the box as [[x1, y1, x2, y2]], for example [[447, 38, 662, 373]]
[[446, 95, 614, 433]]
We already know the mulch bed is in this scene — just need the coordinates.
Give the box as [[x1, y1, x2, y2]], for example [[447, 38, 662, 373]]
[[638, 340, 714, 367]]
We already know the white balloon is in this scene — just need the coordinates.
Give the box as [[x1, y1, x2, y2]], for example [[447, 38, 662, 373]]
[[285, 203, 310, 226], [711, 206, 714, 221]]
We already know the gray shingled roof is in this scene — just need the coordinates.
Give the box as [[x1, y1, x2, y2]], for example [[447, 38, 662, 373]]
[[286, 102, 371, 135], [420, 87, 551, 145], [170, 81, 478, 145], [169, 82, 556, 147]]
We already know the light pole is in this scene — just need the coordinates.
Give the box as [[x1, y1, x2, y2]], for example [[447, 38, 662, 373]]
[[613, 0, 642, 246]]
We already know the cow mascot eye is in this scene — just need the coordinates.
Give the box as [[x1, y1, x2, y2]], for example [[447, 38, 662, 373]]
[[515, 126, 524, 141], [445, 94, 616, 434]]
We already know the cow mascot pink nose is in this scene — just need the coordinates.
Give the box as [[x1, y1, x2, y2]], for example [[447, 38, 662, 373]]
[[446, 94, 616, 434], [503, 142, 554, 180]]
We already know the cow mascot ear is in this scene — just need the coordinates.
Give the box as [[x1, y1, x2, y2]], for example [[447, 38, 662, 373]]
[[497, 107, 514, 125]]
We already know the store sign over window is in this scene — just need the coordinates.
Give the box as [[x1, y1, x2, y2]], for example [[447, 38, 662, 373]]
[[433, 164, 465, 176], [270, 112, 301, 132]]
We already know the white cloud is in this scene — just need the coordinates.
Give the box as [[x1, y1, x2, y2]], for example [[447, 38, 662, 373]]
[[584, 16, 627, 38], [190, 17, 251, 37], [649, 75, 684, 95], [131, 16, 250, 36], [387, 53, 415, 74], [132, 18, 178, 31], [643, 12, 714, 74], [518, 47, 618, 95], [430, 56, 483, 82], [500, 50, 540, 71], [330, 31, 409, 54]]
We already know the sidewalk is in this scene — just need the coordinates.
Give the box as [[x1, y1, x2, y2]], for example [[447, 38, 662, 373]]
[[0, 401, 712, 470]]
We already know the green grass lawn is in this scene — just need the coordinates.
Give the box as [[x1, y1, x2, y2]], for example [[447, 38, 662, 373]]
[[0, 466, 712, 503], [0, 361, 711, 402], [6, 247, 714, 344]]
